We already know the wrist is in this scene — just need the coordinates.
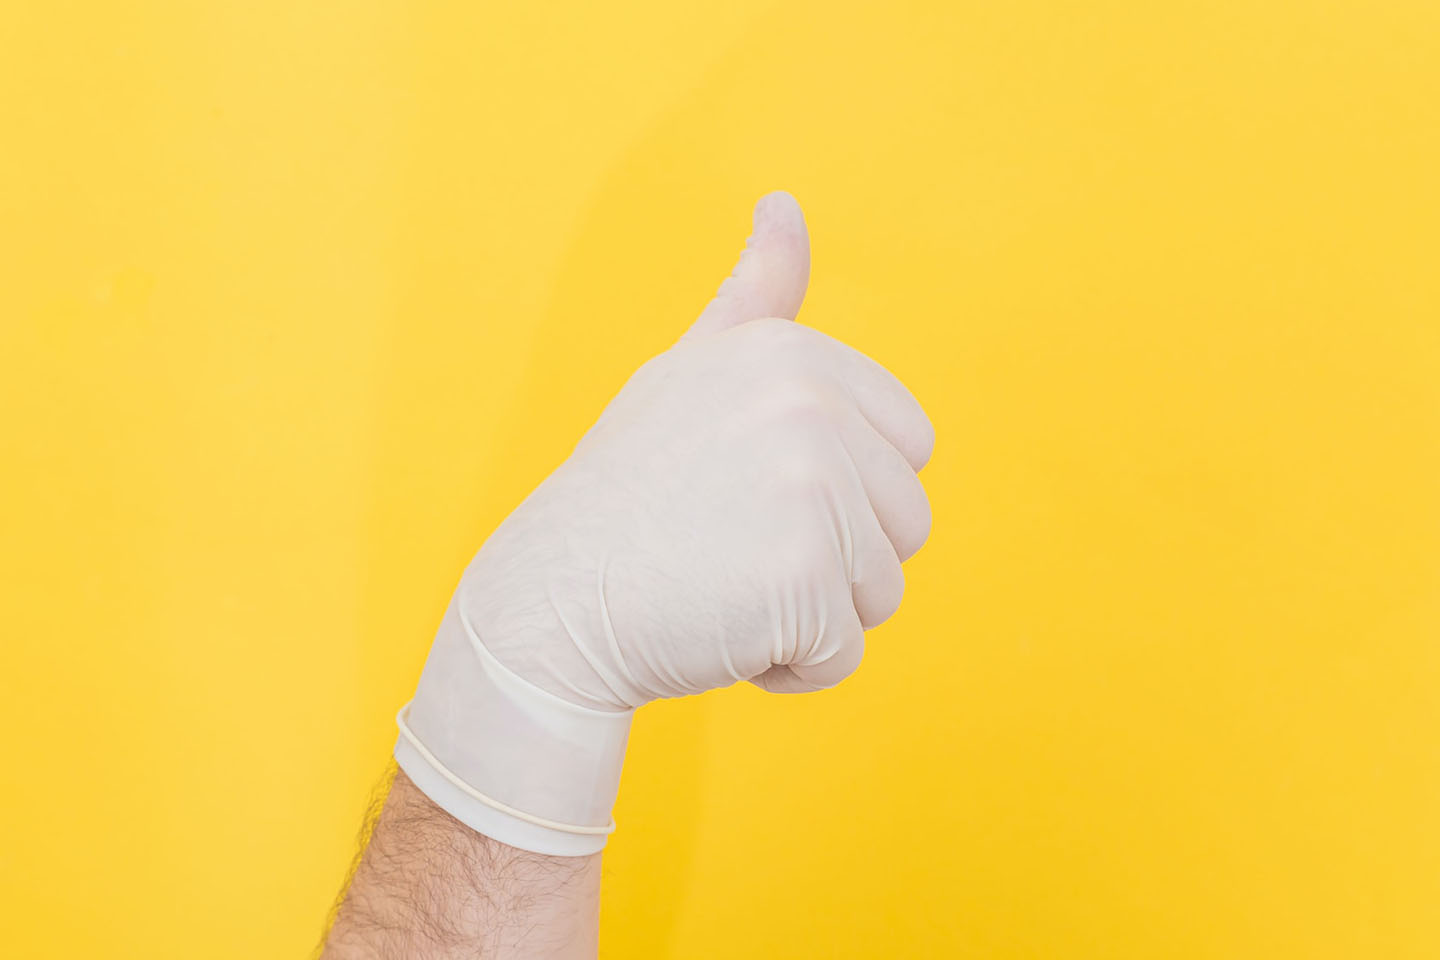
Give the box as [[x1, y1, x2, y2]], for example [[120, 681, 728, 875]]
[[397, 596, 634, 857]]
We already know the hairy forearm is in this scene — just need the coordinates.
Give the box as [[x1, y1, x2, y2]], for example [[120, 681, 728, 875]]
[[321, 768, 601, 959]]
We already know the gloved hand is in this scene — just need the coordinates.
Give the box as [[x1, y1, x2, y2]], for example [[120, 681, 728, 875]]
[[396, 193, 934, 855]]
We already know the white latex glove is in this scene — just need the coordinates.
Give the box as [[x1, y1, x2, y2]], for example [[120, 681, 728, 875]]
[[396, 193, 934, 855]]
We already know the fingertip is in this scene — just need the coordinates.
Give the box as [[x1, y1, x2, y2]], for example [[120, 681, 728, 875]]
[[686, 191, 813, 338], [754, 190, 803, 225]]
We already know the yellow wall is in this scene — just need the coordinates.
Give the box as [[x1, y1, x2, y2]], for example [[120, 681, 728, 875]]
[[3, 2, 1438, 956]]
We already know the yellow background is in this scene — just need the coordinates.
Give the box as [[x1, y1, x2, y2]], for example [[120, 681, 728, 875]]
[[3, 1, 1438, 956]]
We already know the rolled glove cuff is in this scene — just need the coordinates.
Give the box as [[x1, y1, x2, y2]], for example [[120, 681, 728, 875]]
[[394, 597, 633, 857]]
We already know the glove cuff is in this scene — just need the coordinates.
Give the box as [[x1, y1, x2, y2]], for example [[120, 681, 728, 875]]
[[394, 596, 634, 857]]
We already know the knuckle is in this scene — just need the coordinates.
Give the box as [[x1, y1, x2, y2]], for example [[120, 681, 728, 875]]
[[762, 377, 844, 428], [856, 555, 905, 629], [738, 316, 829, 365], [773, 437, 834, 491], [764, 523, 825, 591], [787, 528, 839, 583], [902, 491, 933, 559], [914, 409, 936, 470], [875, 582, 905, 626], [743, 315, 807, 344]]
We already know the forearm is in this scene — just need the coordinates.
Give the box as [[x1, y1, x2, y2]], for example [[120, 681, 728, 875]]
[[321, 768, 601, 960], [318, 192, 930, 955]]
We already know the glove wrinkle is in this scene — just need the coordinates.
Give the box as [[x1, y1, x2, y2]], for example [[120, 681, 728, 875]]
[[592, 557, 650, 708], [395, 193, 931, 854], [548, 579, 642, 710]]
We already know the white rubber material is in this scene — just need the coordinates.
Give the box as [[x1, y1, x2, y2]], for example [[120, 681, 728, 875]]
[[392, 194, 934, 858], [395, 597, 634, 857]]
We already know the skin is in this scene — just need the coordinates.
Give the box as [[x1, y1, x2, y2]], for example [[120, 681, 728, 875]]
[[321, 768, 600, 960], [321, 194, 831, 957]]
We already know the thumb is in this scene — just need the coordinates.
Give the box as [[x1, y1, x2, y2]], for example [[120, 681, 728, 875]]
[[684, 191, 811, 339]]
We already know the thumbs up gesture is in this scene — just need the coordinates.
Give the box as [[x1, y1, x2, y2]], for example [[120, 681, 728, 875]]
[[396, 194, 935, 855]]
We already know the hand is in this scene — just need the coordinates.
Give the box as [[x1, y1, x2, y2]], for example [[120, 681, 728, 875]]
[[396, 193, 934, 855]]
